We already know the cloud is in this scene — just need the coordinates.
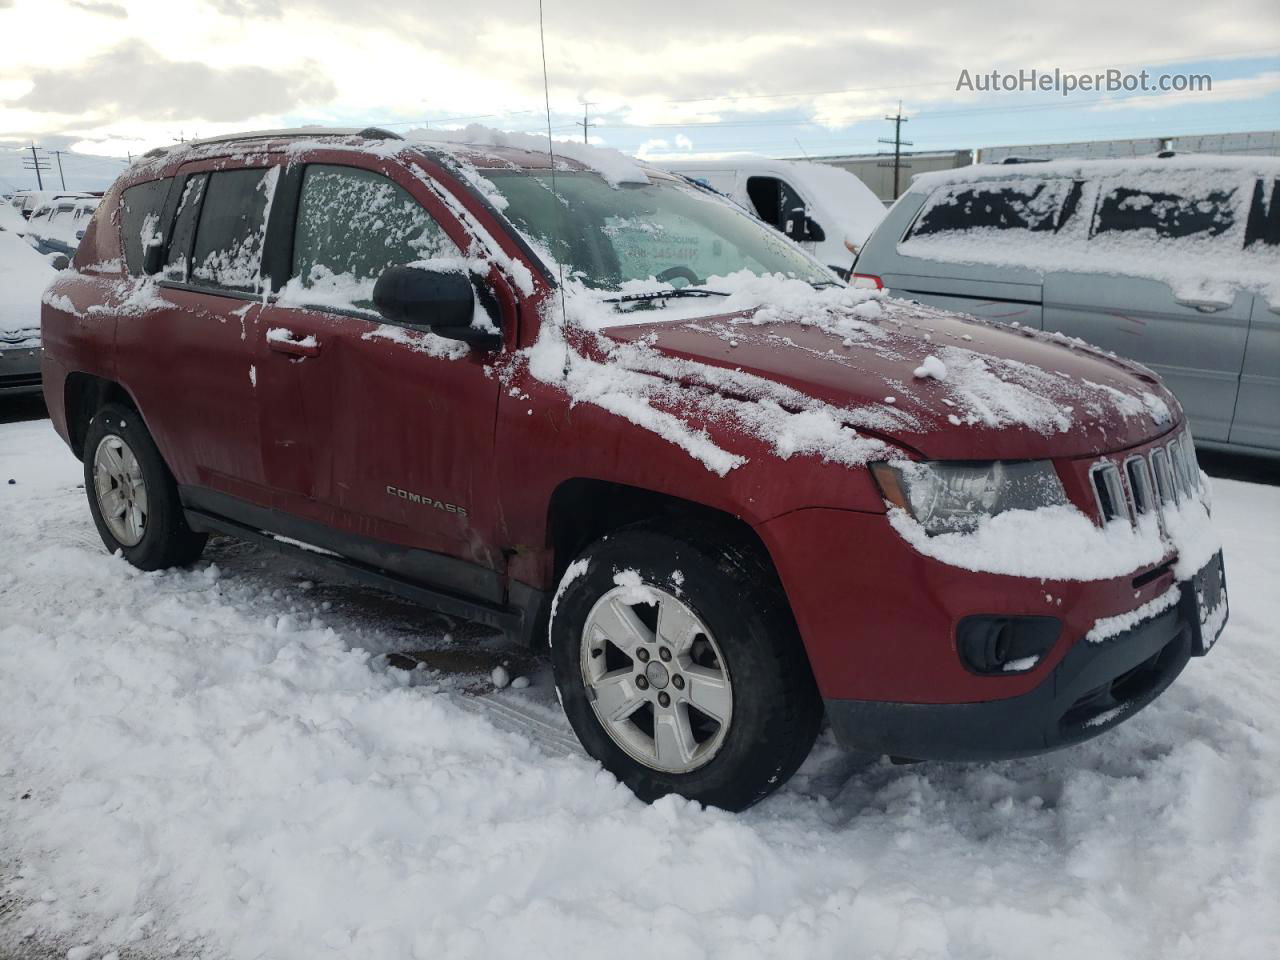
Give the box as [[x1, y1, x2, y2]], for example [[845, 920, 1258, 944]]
[[7, 39, 336, 123], [636, 138, 670, 157], [1089, 70, 1280, 111], [69, 0, 127, 16]]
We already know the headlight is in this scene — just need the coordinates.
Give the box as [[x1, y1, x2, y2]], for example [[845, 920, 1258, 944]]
[[871, 460, 1068, 535]]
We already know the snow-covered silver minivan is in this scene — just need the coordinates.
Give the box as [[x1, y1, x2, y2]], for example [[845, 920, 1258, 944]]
[[851, 156, 1280, 457]]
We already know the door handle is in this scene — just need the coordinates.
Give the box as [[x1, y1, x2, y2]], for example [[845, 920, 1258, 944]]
[[266, 328, 321, 357], [1174, 299, 1227, 314]]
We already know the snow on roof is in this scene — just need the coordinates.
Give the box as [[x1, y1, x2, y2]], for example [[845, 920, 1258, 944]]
[[908, 152, 1280, 192], [406, 124, 651, 187]]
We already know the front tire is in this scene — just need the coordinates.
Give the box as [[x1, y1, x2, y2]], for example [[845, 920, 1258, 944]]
[[84, 402, 207, 570], [551, 527, 822, 811]]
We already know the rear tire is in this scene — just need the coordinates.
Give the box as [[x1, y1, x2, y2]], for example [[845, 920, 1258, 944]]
[[550, 527, 822, 811], [84, 402, 207, 570]]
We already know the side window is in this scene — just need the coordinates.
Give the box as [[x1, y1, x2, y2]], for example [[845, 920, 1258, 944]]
[[120, 178, 172, 275], [907, 179, 1078, 238], [288, 164, 459, 310], [189, 167, 278, 294], [1244, 179, 1279, 249], [163, 174, 208, 282], [746, 176, 783, 227], [1093, 182, 1237, 240]]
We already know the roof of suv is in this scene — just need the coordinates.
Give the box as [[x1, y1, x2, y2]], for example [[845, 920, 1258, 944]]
[[127, 125, 652, 183]]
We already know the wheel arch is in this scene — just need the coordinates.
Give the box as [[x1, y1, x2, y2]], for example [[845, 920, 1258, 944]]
[[547, 478, 773, 573], [64, 372, 139, 461]]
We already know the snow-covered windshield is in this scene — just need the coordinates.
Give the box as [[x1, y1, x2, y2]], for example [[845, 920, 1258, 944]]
[[486, 171, 832, 291]]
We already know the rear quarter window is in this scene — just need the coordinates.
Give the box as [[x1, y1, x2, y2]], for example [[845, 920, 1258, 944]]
[[906, 178, 1080, 239], [120, 178, 173, 275], [189, 167, 279, 294]]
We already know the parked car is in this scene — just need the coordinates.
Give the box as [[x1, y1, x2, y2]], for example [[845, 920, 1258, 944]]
[[42, 128, 1226, 810], [24, 196, 101, 261], [1, 228, 55, 395], [851, 155, 1280, 458], [661, 157, 885, 277], [11, 189, 93, 220]]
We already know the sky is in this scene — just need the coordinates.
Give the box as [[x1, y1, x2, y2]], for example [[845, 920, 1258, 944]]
[[1, 0, 1278, 193]]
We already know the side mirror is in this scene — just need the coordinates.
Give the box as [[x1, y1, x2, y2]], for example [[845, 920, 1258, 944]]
[[783, 214, 824, 242], [372, 265, 500, 349], [50, 254, 71, 271]]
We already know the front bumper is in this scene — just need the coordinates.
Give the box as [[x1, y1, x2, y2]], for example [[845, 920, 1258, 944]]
[[0, 340, 42, 395], [825, 593, 1195, 760]]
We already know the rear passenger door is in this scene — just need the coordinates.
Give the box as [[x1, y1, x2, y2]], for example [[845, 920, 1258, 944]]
[[114, 162, 277, 501], [1042, 175, 1251, 442]]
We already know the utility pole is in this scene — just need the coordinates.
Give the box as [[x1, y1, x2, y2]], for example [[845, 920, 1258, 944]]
[[23, 144, 50, 190], [878, 103, 912, 200], [577, 101, 595, 144], [52, 150, 67, 190]]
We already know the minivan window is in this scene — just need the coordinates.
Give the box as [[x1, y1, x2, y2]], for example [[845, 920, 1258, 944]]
[[163, 174, 208, 282], [1244, 179, 1279, 248], [908, 179, 1078, 238], [121, 178, 172, 275], [289, 164, 458, 308], [1093, 183, 1237, 239], [189, 168, 277, 294]]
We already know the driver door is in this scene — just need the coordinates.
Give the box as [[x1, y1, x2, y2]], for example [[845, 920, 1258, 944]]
[[252, 158, 506, 596]]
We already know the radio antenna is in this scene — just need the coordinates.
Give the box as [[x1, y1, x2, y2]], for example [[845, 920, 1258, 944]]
[[537, 0, 571, 341]]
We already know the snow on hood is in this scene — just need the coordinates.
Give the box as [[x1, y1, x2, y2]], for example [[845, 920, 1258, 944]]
[[523, 273, 1181, 474]]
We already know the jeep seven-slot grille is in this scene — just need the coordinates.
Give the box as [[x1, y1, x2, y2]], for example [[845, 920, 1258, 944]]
[[1090, 432, 1199, 527]]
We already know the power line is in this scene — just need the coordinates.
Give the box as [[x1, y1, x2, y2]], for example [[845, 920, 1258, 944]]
[[578, 101, 596, 144], [22, 144, 50, 190], [877, 104, 911, 199]]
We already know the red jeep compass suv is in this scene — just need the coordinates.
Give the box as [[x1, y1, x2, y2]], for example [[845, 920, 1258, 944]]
[[40, 127, 1227, 810]]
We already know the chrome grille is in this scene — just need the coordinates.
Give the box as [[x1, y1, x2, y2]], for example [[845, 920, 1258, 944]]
[[1090, 430, 1200, 528]]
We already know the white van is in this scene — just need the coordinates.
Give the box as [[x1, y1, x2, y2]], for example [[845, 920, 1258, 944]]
[[660, 157, 885, 277]]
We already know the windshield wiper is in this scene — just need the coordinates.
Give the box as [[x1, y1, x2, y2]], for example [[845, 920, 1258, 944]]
[[603, 288, 730, 304]]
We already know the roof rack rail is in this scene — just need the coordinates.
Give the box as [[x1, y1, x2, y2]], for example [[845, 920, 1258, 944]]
[[138, 126, 404, 160]]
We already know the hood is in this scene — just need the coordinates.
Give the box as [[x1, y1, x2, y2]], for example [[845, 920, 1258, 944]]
[[600, 296, 1179, 461]]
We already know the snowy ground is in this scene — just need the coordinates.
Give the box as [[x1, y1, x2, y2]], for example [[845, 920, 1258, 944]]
[[2, 415, 1278, 960]]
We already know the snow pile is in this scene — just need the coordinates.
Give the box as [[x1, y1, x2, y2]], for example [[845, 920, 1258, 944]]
[[901, 156, 1280, 308], [0, 229, 55, 338], [913, 355, 947, 380], [2, 421, 1279, 960]]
